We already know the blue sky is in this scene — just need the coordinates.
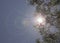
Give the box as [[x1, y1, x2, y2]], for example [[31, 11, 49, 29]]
[[0, 0, 40, 43]]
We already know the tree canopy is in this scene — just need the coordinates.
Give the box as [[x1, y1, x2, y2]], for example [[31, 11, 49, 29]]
[[27, 0, 60, 43]]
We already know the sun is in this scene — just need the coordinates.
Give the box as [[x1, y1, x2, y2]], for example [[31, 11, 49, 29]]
[[34, 15, 46, 26], [37, 17, 43, 24]]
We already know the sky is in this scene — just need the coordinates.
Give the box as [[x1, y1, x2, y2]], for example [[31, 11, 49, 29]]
[[0, 0, 60, 43], [0, 0, 41, 43]]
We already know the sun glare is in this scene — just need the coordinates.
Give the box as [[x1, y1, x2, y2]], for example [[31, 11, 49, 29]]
[[34, 14, 46, 26], [37, 17, 43, 24]]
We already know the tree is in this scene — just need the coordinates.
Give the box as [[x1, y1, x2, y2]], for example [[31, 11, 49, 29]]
[[27, 0, 60, 43]]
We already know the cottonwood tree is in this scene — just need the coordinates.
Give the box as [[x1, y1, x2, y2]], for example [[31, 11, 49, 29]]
[[27, 0, 60, 43]]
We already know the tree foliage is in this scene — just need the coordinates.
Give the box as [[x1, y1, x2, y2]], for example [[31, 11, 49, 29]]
[[27, 0, 60, 43]]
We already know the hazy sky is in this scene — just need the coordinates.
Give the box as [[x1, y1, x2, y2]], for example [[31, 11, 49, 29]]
[[0, 0, 41, 43]]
